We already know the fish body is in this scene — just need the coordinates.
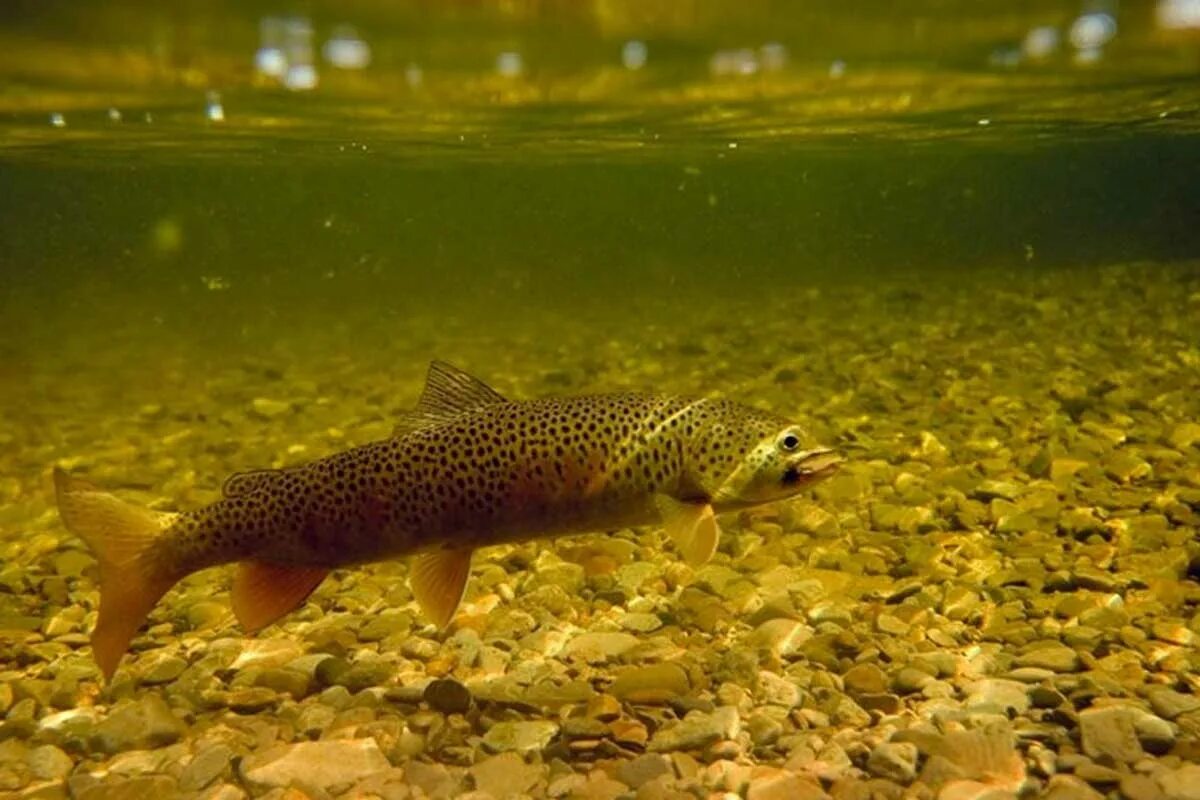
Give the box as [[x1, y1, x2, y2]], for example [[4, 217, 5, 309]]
[[55, 362, 840, 679]]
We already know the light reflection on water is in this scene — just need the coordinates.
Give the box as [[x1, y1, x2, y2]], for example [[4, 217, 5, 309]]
[[0, 2, 1196, 165]]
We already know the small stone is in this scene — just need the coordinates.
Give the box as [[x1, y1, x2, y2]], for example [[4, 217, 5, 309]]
[[866, 741, 918, 782], [481, 720, 559, 754], [336, 660, 396, 692], [469, 751, 544, 798], [747, 769, 827, 800], [615, 754, 672, 789], [1042, 774, 1105, 800], [561, 632, 639, 663], [1147, 688, 1200, 720], [1119, 773, 1163, 800], [254, 668, 312, 699], [1169, 422, 1200, 450], [424, 678, 472, 714], [611, 663, 691, 704], [91, 695, 185, 754], [250, 397, 291, 419], [893, 668, 934, 694], [139, 653, 188, 685], [585, 693, 621, 722], [1154, 764, 1200, 800], [180, 744, 234, 791], [1074, 762, 1121, 785], [965, 679, 1030, 714], [1079, 706, 1145, 763], [53, 550, 94, 578], [1015, 644, 1080, 673], [842, 663, 887, 696], [26, 744, 73, 780], [648, 706, 739, 753], [619, 612, 663, 633], [239, 739, 389, 791]]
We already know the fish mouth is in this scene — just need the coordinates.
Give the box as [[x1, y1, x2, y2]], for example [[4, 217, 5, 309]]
[[782, 448, 842, 487]]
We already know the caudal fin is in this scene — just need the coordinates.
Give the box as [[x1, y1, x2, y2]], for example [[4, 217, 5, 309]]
[[53, 467, 180, 681]]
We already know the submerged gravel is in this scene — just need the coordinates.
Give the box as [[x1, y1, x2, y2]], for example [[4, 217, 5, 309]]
[[1, 262, 1199, 799]]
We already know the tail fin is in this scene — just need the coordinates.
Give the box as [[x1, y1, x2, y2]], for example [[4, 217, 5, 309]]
[[53, 467, 181, 681]]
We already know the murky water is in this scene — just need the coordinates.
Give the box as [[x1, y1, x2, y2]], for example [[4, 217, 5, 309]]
[[1, 3, 1199, 799]]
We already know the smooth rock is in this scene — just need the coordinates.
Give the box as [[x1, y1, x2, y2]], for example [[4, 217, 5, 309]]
[[469, 751, 544, 798], [1078, 706, 1145, 763], [611, 663, 691, 704], [648, 707, 739, 753], [26, 744, 73, 780], [1156, 764, 1200, 800], [179, 744, 234, 791], [424, 678, 472, 714], [91, 695, 185, 755], [239, 739, 390, 791], [480, 720, 559, 754]]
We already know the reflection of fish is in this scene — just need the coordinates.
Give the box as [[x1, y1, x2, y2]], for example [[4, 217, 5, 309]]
[[55, 361, 840, 679]]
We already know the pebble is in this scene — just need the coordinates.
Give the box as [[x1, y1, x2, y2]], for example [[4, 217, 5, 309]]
[[469, 751, 545, 797], [648, 707, 739, 752], [481, 720, 559, 754], [239, 738, 390, 790], [610, 663, 691, 704], [1078, 706, 1146, 763], [26, 744, 73, 780], [424, 678, 472, 714], [91, 695, 186, 754], [562, 632, 639, 663], [1015, 645, 1081, 673]]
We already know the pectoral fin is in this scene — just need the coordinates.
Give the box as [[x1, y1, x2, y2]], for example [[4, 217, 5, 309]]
[[232, 562, 329, 633], [656, 496, 720, 566], [411, 546, 473, 628]]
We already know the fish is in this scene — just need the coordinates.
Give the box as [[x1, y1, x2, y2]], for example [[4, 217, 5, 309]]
[[54, 361, 841, 680]]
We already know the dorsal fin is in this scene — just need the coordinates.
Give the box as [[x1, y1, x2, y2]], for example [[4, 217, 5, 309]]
[[416, 361, 507, 418], [223, 468, 289, 498], [392, 361, 508, 438]]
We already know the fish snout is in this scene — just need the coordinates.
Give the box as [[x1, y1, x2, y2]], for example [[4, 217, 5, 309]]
[[793, 447, 843, 479]]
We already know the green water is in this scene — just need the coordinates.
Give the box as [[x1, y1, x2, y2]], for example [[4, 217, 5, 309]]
[[2, 2, 1200, 798]]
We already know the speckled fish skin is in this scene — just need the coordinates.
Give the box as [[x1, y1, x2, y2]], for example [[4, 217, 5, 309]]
[[54, 361, 840, 679], [169, 391, 822, 572]]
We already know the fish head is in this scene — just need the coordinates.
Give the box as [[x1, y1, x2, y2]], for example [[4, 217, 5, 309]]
[[685, 401, 841, 510]]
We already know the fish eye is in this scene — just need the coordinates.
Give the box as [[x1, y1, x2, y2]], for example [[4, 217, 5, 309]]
[[777, 431, 801, 452]]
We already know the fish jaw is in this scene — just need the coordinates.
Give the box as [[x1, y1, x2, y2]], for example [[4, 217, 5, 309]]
[[780, 448, 842, 488]]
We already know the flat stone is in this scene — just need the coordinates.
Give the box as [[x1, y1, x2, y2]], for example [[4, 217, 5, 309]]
[[1119, 774, 1163, 800], [239, 739, 390, 791], [1015, 645, 1080, 673], [648, 706, 739, 753], [746, 769, 829, 800], [842, 663, 887, 696], [90, 695, 185, 755], [615, 753, 672, 789], [179, 744, 234, 791], [1147, 688, 1200, 720], [1078, 706, 1144, 763], [1156, 764, 1200, 800], [611, 663, 690, 704], [561, 632, 639, 663], [469, 751, 544, 798], [75, 775, 178, 800], [1042, 774, 1106, 800], [26, 744, 73, 780], [480, 720, 559, 754]]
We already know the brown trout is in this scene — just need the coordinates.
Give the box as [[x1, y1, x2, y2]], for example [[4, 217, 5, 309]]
[[55, 361, 840, 679]]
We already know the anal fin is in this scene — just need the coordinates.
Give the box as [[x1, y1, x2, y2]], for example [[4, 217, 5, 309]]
[[656, 495, 721, 566], [232, 561, 329, 633], [411, 546, 473, 628]]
